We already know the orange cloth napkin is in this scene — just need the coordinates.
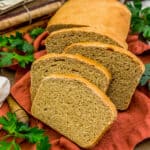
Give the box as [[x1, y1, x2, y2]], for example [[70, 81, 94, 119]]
[[1, 35, 150, 150], [127, 34, 150, 55], [9, 72, 150, 150]]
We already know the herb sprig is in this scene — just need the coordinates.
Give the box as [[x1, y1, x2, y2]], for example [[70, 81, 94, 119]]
[[126, 0, 150, 40], [29, 27, 45, 39], [0, 52, 34, 68], [0, 32, 34, 68], [0, 32, 34, 54], [0, 112, 51, 150], [140, 63, 150, 90]]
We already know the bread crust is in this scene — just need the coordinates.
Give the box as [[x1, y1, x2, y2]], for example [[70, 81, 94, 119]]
[[64, 42, 145, 73], [46, 27, 128, 49], [32, 53, 112, 81], [47, 0, 131, 42], [31, 53, 112, 101]]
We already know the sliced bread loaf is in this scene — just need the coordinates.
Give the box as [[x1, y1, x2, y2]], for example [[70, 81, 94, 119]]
[[31, 74, 117, 149], [64, 42, 145, 110], [45, 27, 127, 54], [31, 53, 111, 101], [47, 0, 131, 41]]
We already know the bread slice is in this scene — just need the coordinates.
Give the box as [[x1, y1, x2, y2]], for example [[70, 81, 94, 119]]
[[47, 0, 131, 41], [31, 53, 111, 101], [64, 42, 145, 110], [45, 27, 127, 54], [31, 74, 117, 149]]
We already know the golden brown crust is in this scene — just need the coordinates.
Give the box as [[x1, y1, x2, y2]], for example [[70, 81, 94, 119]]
[[47, 0, 131, 42], [47, 27, 128, 49], [64, 42, 145, 73], [32, 53, 112, 82]]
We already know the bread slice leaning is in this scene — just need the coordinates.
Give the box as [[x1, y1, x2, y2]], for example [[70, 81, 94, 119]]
[[64, 42, 145, 110], [47, 0, 131, 42], [31, 74, 117, 149], [45, 27, 127, 54], [30, 53, 111, 101]]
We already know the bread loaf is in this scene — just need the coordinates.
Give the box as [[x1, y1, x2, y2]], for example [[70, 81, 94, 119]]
[[64, 42, 145, 110], [31, 74, 117, 149], [47, 0, 131, 42], [31, 53, 111, 101], [45, 27, 127, 54]]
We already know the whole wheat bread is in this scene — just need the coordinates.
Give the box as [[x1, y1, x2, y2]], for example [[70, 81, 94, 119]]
[[45, 27, 127, 54], [31, 53, 111, 101], [47, 0, 131, 42], [31, 74, 117, 149], [64, 42, 145, 110]]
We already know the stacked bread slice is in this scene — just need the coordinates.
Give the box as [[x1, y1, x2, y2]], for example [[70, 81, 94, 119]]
[[45, 27, 128, 52], [31, 74, 117, 149], [64, 42, 145, 110], [31, 0, 145, 149], [30, 53, 111, 101]]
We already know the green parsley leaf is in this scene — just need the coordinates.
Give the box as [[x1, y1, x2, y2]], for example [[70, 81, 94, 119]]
[[0, 52, 14, 67], [15, 32, 22, 39], [37, 137, 51, 150], [143, 25, 150, 39], [22, 41, 34, 54], [8, 34, 34, 54], [0, 141, 12, 150], [10, 38, 24, 49], [126, 1, 140, 17], [0, 112, 17, 134], [0, 52, 34, 68], [134, 0, 142, 10], [126, 0, 150, 40], [0, 112, 51, 150], [0, 31, 37, 68], [140, 64, 150, 88], [30, 27, 45, 38], [131, 18, 145, 33], [0, 36, 9, 48], [12, 141, 21, 150], [22, 127, 45, 143], [141, 7, 150, 25], [0, 141, 21, 150], [14, 53, 34, 68]]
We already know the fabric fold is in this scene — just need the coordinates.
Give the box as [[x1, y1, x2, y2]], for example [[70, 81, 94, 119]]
[[10, 72, 150, 150]]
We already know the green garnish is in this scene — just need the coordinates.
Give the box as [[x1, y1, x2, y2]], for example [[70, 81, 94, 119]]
[[0, 32, 35, 68], [140, 63, 150, 90], [0, 36, 9, 48], [126, 0, 150, 40], [0, 32, 34, 54], [0, 52, 34, 68], [29, 27, 45, 38], [0, 112, 51, 150], [0, 141, 20, 150]]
